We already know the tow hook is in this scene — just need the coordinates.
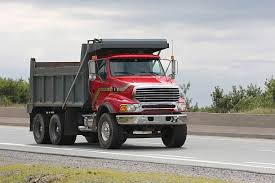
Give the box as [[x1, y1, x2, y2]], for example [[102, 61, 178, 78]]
[[171, 116, 178, 123]]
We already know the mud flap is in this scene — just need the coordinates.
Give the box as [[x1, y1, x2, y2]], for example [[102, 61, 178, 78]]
[[64, 109, 82, 135]]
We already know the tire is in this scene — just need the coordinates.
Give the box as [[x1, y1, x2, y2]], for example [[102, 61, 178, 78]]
[[97, 113, 125, 149], [161, 124, 187, 148], [85, 133, 99, 143], [49, 114, 76, 145], [32, 113, 51, 144]]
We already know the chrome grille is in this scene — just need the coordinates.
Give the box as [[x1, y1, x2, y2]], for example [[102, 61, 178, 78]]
[[134, 87, 180, 102]]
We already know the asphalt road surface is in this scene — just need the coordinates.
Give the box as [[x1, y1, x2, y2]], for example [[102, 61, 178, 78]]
[[0, 126, 275, 175]]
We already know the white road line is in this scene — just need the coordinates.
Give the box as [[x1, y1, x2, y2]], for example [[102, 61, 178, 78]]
[[146, 154, 195, 159], [192, 136, 275, 143], [259, 149, 275, 153], [246, 162, 275, 166], [129, 141, 163, 145], [1, 142, 275, 172]]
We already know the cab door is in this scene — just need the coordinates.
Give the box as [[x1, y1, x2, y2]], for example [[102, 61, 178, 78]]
[[89, 59, 112, 110]]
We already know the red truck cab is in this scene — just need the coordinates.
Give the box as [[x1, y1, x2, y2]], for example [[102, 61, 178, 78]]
[[90, 54, 185, 114]]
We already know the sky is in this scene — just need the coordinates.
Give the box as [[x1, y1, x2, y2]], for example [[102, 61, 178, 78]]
[[0, 0, 275, 106]]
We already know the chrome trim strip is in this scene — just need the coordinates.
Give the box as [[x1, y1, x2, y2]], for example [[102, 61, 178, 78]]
[[116, 114, 187, 125]]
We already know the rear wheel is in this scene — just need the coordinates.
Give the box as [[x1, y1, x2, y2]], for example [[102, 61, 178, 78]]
[[161, 124, 187, 148], [85, 133, 99, 143], [32, 113, 50, 144], [98, 113, 126, 149], [49, 114, 76, 145]]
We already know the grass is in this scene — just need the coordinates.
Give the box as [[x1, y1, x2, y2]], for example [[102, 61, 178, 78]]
[[0, 103, 26, 108], [0, 164, 231, 183], [244, 107, 275, 114]]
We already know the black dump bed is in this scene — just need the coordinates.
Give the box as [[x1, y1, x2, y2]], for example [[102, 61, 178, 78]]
[[27, 39, 169, 113]]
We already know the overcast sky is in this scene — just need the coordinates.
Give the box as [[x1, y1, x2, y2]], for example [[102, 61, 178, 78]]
[[0, 0, 274, 106]]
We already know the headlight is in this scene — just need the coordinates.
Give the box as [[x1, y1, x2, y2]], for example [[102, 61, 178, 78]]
[[177, 102, 186, 111], [120, 104, 141, 112]]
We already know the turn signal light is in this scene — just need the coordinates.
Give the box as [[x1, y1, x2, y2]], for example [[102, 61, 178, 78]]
[[120, 104, 127, 112]]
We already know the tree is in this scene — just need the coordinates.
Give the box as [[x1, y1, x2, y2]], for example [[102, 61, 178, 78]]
[[179, 82, 191, 108], [265, 77, 275, 102], [179, 81, 199, 111], [0, 77, 29, 106], [230, 85, 245, 107], [246, 84, 262, 97], [209, 78, 274, 113]]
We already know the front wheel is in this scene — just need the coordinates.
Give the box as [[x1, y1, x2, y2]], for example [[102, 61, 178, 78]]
[[97, 113, 126, 149], [161, 124, 187, 148], [49, 114, 76, 145]]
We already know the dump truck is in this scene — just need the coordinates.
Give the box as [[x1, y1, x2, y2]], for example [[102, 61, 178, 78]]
[[27, 39, 187, 149]]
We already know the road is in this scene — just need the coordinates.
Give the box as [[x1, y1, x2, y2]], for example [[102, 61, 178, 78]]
[[0, 125, 275, 174]]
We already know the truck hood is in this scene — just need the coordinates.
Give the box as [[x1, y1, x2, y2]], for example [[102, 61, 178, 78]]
[[113, 76, 174, 86]]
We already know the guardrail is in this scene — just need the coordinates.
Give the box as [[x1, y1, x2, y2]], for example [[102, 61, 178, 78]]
[[187, 112, 275, 128], [0, 107, 275, 139]]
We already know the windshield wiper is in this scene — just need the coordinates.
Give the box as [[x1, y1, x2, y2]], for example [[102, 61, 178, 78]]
[[139, 72, 162, 76], [114, 71, 135, 76]]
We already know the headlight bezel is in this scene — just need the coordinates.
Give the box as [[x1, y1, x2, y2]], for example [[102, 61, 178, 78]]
[[177, 102, 187, 112], [120, 104, 141, 113]]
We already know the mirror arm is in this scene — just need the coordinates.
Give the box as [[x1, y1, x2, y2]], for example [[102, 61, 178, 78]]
[[165, 60, 171, 74]]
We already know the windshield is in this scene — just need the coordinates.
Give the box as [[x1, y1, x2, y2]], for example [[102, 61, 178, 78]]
[[110, 58, 165, 76]]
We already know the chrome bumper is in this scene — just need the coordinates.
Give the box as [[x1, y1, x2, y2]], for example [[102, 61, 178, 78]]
[[116, 114, 187, 125]]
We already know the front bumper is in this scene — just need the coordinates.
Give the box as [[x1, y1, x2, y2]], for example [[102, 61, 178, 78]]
[[116, 114, 187, 125]]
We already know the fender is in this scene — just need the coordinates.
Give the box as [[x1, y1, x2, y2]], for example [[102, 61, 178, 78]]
[[95, 102, 115, 126], [103, 93, 137, 113], [97, 102, 114, 114]]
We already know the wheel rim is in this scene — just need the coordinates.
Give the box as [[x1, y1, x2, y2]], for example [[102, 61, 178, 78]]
[[51, 119, 61, 141], [101, 121, 110, 142], [34, 116, 43, 139]]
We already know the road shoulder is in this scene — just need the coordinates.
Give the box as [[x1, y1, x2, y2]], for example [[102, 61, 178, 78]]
[[1, 150, 274, 183]]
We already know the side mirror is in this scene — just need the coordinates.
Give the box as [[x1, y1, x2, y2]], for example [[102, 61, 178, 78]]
[[171, 59, 176, 79], [88, 61, 96, 80]]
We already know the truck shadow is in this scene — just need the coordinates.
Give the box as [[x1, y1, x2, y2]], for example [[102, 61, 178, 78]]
[[30, 142, 186, 151], [73, 142, 186, 151], [71, 142, 165, 150]]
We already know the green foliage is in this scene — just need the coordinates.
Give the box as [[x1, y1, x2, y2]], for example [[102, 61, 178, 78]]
[[208, 77, 275, 113], [0, 96, 12, 106], [190, 102, 199, 112], [199, 106, 216, 113], [265, 77, 275, 102], [246, 84, 262, 97], [211, 86, 232, 113], [179, 81, 199, 112], [179, 82, 191, 108], [0, 77, 29, 106]]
